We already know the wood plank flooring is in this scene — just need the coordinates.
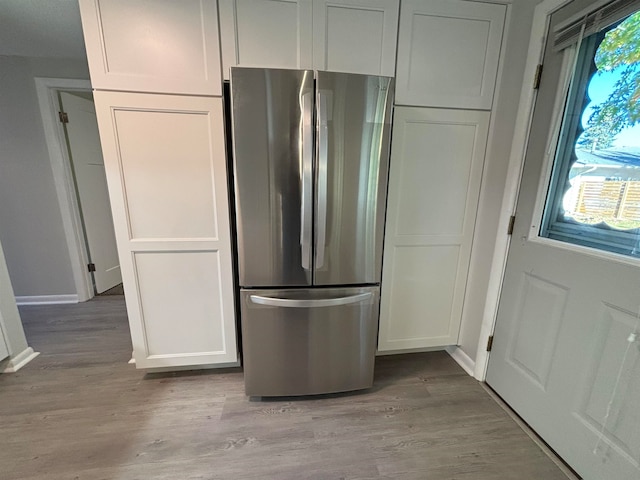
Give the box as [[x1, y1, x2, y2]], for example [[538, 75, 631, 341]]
[[0, 296, 570, 479]]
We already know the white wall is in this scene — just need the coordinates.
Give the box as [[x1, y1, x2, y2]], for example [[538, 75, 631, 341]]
[[457, 0, 544, 360], [0, 55, 90, 296]]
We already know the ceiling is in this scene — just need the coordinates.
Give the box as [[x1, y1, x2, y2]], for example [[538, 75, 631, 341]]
[[0, 0, 87, 59]]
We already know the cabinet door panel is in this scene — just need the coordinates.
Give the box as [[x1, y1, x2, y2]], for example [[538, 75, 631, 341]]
[[94, 92, 237, 368], [79, 0, 222, 95], [114, 110, 220, 240], [219, 0, 313, 79], [396, 0, 506, 109], [134, 251, 230, 362], [313, 0, 399, 76], [379, 107, 489, 351], [0, 321, 9, 362]]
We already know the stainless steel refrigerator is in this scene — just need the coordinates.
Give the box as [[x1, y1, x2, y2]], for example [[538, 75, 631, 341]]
[[230, 67, 394, 397]]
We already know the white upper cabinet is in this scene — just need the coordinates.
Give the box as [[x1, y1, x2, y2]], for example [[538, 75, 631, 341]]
[[78, 0, 223, 96], [396, 0, 506, 109], [219, 0, 398, 78], [219, 0, 313, 78], [313, 0, 399, 76]]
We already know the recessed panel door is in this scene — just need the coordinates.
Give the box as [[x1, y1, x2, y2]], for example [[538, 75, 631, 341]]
[[486, 3, 640, 479]]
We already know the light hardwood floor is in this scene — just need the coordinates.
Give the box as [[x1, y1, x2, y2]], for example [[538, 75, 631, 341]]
[[0, 296, 570, 479]]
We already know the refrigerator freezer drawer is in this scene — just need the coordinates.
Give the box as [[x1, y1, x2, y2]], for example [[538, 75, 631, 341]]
[[240, 286, 379, 397]]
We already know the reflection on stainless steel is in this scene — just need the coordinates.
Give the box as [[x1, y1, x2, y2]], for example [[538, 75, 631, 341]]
[[231, 68, 314, 287], [314, 72, 393, 285], [230, 67, 394, 396], [301, 91, 314, 272], [241, 287, 380, 397], [315, 91, 329, 270]]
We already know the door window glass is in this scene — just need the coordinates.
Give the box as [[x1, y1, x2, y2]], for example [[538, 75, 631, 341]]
[[541, 10, 640, 256]]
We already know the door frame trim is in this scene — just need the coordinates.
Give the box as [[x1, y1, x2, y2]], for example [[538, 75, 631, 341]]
[[473, 0, 574, 380], [34, 77, 94, 303]]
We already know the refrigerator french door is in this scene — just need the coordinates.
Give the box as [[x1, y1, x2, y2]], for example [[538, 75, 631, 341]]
[[230, 67, 394, 396]]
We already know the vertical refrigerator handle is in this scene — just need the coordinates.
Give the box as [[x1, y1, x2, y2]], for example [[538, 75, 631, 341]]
[[315, 91, 329, 269], [300, 92, 313, 271]]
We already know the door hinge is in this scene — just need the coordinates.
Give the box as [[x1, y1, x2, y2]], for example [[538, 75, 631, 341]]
[[59, 111, 69, 123], [507, 215, 516, 235], [533, 64, 543, 90], [87, 263, 96, 272], [486, 335, 494, 352]]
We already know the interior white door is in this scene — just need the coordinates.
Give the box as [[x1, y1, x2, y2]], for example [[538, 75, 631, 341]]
[[486, 3, 640, 479], [60, 92, 121, 294]]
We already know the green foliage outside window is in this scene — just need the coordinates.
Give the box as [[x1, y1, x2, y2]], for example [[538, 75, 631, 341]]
[[578, 12, 640, 150]]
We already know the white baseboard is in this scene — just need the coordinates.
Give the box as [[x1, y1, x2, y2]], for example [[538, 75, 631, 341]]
[[446, 346, 476, 377], [2, 347, 40, 373], [16, 294, 78, 306], [376, 346, 446, 356]]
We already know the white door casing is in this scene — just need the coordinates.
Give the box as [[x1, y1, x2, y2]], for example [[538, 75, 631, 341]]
[[312, 0, 399, 76], [78, 0, 223, 95], [35, 77, 95, 303], [395, 0, 506, 110], [93, 92, 238, 368], [486, 1, 640, 478], [59, 92, 121, 294], [378, 107, 489, 351], [218, 0, 314, 79]]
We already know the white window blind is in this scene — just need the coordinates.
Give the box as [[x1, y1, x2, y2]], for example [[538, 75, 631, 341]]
[[553, 0, 640, 51]]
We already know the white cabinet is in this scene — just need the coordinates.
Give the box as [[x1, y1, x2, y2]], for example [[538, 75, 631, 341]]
[[219, 0, 398, 78], [78, 0, 223, 95], [378, 107, 489, 351], [395, 0, 506, 109], [219, 0, 313, 77], [0, 324, 9, 362], [312, 0, 399, 76], [94, 92, 238, 368]]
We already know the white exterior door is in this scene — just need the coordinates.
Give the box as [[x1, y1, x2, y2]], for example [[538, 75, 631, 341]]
[[60, 92, 121, 294], [486, 3, 640, 479]]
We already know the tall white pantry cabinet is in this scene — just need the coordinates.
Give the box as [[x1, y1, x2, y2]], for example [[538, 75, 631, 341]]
[[78, 0, 238, 368], [378, 0, 507, 352]]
